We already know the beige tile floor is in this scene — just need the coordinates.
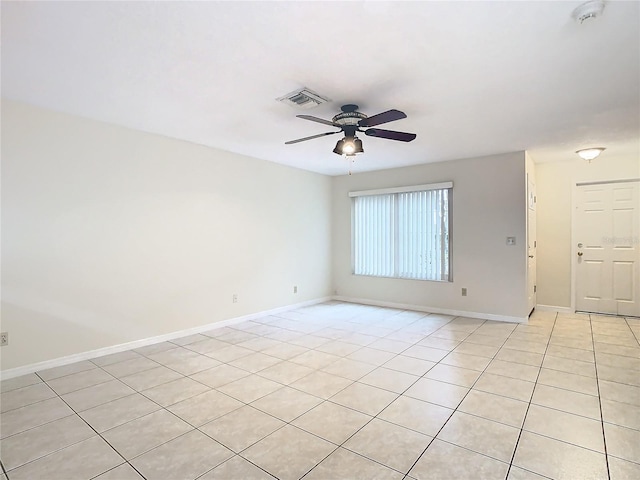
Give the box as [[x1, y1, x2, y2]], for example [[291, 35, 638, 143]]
[[1, 302, 639, 479]]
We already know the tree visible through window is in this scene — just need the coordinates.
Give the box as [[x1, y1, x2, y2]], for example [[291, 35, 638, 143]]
[[351, 184, 452, 281]]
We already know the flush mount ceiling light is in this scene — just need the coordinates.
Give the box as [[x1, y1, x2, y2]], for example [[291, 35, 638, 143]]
[[576, 147, 606, 162], [572, 0, 605, 24]]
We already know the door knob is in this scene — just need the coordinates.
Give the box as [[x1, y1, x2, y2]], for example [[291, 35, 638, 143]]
[[577, 252, 583, 257]]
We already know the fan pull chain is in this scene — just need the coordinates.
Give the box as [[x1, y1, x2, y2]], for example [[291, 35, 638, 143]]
[[345, 154, 356, 175]]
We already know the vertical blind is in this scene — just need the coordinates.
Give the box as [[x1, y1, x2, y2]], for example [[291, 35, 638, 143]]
[[352, 184, 451, 282]]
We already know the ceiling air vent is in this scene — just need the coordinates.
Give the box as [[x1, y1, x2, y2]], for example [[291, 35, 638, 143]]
[[277, 88, 330, 109]]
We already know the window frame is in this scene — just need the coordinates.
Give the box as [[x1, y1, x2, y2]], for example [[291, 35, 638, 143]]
[[350, 182, 453, 282]]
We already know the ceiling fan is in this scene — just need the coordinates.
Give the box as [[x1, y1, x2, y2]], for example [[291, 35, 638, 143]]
[[285, 104, 416, 156]]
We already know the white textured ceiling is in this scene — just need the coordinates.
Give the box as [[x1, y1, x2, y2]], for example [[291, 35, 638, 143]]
[[2, 1, 639, 175]]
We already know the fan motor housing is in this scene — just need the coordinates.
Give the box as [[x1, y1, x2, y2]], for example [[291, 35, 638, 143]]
[[332, 104, 367, 127]]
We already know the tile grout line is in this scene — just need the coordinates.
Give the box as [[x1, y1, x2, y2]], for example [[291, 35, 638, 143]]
[[276, 313, 467, 479], [0, 312, 428, 415], [231, 310, 397, 479], [589, 314, 611, 480], [32, 353, 282, 479], [301, 315, 554, 478], [53, 350, 259, 479], [504, 311, 558, 480], [514, 316, 639, 457], [132, 313, 401, 480], [193, 457, 277, 480], [230, 309, 415, 479], [262, 313, 455, 479], [398, 317, 523, 479], [625, 316, 640, 347], [6, 308, 410, 472], [51, 372, 149, 480], [278, 314, 448, 407], [95, 364, 289, 480], [0, 356, 207, 442], [120, 360, 296, 476], [297, 313, 474, 479], [87, 462, 147, 480], [4, 305, 633, 479], [20, 370, 150, 480]]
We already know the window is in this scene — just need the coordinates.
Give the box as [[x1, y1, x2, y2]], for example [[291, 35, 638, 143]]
[[350, 182, 452, 281]]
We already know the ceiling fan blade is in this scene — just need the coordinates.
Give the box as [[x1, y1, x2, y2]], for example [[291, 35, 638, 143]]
[[364, 128, 417, 142], [296, 115, 339, 127], [358, 109, 407, 127], [285, 131, 339, 145]]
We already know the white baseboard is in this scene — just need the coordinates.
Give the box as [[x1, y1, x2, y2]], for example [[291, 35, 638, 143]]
[[0, 296, 331, 381], [535, 304, 574, 314], [332, 296, 528, 324]]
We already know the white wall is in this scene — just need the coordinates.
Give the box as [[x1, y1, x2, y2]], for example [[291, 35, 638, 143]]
[[1, 101, 332, 371], [536, 154, 640, 309], [332, 152, 528, 321]]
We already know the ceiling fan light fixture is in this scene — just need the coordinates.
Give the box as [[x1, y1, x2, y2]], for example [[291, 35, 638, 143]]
[[354, 137, 364, 154], [576, 147, 606, 161], [342, 139, 356, 155], [333, 136, 364, 156]]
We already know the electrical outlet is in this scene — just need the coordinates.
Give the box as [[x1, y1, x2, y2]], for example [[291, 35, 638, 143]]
[[232, 294, 238, 303], [293, 285, 298, 294], [506, 237, 516, 246], [0, 332, 8, 346], [461, 288, 467, 297]]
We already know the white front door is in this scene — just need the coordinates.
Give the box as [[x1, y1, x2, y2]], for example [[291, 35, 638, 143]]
[[527, 176, 537, 314], [575, 181, 640, 316]]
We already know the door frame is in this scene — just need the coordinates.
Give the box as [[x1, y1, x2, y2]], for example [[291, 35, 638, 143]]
[[571, 178, 640, 313], [527, 173, 537, 315]]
